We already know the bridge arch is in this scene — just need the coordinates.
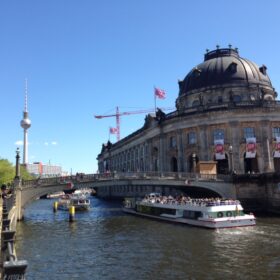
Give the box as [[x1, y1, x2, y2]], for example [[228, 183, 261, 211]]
[[15, 172, 235, 219]]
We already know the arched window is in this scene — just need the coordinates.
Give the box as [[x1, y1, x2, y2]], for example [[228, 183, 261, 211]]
[[244, 127, 255, 138], [170, 136, 177, 148], [273, 127, 280, 139], [229, 62, 237, 73], [188, 132, 197, 144], [213, 129, 224, 141]]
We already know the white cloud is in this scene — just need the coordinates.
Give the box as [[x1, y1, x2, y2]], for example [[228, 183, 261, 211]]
[[15, 140, 23, 146], [51, 141, 58, 145], [44, 142, 49, 146]]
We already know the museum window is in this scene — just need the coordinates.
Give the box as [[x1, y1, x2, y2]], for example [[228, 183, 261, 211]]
[[244, 127, 255, 138], [218, 96, 223, 103], [170, 136, 177, 148], [192, 100, 200, 107], [259, 65, 267, 75], [272, 127, 280, 139], [229, 62, 237, 73], [233, 95, 241, 102], [213, 129, 224, 141], [188, 132, 197, 144]]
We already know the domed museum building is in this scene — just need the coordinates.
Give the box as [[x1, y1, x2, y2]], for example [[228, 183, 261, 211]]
[[97, 46, 280, 176]]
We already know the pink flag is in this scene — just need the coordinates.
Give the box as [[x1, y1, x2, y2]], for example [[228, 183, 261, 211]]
[[154, 87, 166, 99], [109, 127, 118, 134]]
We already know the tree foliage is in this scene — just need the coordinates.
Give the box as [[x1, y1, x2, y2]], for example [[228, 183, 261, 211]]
[[0, 159, 14, 186], [0, 158, 34, 186]]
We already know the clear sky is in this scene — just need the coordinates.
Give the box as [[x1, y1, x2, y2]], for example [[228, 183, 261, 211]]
[[1, 0, 280, 174]]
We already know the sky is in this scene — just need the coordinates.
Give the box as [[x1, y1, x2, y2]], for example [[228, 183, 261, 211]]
[[1, 0, 280, 174]]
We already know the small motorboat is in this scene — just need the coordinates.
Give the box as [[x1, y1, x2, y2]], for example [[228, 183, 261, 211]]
[[57, 194, 90, 211]]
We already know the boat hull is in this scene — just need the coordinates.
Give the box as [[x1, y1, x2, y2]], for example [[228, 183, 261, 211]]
[[122, 208, 256, 229], [57, 204, 90, 211]]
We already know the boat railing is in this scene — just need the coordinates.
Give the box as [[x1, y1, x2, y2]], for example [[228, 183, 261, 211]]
[[142, 198, 240, 208]]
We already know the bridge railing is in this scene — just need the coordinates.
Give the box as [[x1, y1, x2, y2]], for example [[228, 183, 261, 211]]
[[91, 171, 231, 181], [21, 172, 232, 188]]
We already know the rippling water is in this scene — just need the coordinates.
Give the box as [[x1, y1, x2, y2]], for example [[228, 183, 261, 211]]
[[16, 198, 280, 280]]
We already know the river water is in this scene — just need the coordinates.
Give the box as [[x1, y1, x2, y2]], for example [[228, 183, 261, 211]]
[[16, 197, 280, 280]]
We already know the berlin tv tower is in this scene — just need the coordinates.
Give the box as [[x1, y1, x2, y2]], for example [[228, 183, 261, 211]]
[[20, 79, 31, 165]]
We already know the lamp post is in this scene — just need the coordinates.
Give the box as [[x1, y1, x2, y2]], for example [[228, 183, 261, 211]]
[[15, 148, 20, 179], [229, 145, 233, 174]]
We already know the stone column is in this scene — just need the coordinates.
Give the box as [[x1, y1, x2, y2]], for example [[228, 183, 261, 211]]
[[229, 121, 241, 173], [159, 131, 164, 173], [177, 130, 184, 172], [266, 137, 273, 171], [15, 182, 23, 220], [260, 120, 272, 172], [161, 134, 167, 172]]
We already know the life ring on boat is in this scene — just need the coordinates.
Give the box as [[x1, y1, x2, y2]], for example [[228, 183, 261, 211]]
[[217, 212, 223, 218], [226, 211, 232, 217]]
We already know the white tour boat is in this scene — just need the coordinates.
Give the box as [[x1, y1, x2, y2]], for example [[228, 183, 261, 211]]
[[57, 194, 90, 211], [47, 191, 65, 199], [123, 193, 256, 229]]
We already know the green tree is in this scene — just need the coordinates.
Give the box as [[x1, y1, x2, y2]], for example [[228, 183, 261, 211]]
[[0, 158, 34, 186], [0, 158, 14, 185]]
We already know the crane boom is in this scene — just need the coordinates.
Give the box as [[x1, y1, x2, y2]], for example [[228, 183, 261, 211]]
[[94, 106, 174, 141], [94, 108, 169, 118]]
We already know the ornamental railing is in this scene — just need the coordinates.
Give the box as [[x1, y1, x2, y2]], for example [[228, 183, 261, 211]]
[[1, 196, 28, 279]]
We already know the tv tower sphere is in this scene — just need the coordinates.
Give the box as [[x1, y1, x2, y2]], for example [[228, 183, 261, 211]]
[[20, 115, 31, 129]]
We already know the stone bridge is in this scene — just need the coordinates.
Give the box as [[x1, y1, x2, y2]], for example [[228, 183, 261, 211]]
[[16, 172, 235, 219]]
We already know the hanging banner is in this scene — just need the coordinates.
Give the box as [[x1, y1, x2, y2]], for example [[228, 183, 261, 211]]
[[246, 137, 256, 158], [214, 139, 225, 160], [274, 137, 280, 158]]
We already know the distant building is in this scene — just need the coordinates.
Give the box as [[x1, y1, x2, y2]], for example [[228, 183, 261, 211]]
[[24, 162, 64, 178], [97, 46, 280, 175]]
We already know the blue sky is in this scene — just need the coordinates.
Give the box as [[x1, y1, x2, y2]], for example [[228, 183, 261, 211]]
[[1, 0, 280, 174]]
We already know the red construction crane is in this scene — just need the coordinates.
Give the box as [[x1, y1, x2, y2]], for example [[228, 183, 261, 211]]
[[94, 106, 174, 141]]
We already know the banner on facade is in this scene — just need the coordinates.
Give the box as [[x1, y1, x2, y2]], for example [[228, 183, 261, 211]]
[[214, 139, 225, 160], [274, 137, 280, 158], [246, 137, 256, 158]]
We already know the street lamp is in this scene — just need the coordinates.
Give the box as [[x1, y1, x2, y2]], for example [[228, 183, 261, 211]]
[[229, 145, 233, 174], [15, 148, 20, 179]]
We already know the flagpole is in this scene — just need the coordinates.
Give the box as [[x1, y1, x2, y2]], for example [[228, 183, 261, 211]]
[[154, 87, 157, 114]]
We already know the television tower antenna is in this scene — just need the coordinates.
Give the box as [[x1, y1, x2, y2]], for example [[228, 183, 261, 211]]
[[20, 78, 32, 164]]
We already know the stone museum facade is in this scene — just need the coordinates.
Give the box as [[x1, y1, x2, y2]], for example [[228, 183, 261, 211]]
[[97, 46, 280, 175]]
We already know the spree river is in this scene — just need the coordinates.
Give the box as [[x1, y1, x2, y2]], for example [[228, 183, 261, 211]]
[[16, 197, 280, 280]]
